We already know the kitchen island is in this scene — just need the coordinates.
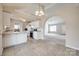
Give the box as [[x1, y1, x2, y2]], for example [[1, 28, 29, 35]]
[[3, 31, 27, 48]]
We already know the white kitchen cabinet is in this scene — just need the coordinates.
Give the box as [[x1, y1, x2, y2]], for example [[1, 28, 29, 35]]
[[33, 31, 44, 40], [3, 32, 27, 48], [3, 12, 11, 29], [33, 31, 38, 40], [3, 34, 16, 47]]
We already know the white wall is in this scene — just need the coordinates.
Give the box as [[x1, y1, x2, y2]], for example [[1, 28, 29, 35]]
[[64, 4, 79, 50], [0, 4, 3, 55], [53, 4, 79, 50], [44, 4, 79, 50], [26, 20, 40, 29]]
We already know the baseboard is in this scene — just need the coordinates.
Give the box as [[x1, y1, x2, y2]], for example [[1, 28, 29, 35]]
[[66, 45, 79, 51]]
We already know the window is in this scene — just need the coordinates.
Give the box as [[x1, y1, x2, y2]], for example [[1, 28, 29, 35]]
[[49, 25, 56, 32], [48, 24, 57, 33], [14, 24, 20, 29]]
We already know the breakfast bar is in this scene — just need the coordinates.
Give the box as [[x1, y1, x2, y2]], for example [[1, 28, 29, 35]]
[[3, 31, 27, 48]]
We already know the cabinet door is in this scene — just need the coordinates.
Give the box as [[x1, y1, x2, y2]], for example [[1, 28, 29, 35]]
[[3, 12, 11, 27], [16, 33, 27, 44], [33, 32, 38, 40]]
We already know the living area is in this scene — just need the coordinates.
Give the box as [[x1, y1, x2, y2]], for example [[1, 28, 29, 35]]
[[0, 3, 79, 56]]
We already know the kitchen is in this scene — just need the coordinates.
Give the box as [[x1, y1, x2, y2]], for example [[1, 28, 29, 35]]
[[2, 12, 41, 48], [0, 3, 79, 56]]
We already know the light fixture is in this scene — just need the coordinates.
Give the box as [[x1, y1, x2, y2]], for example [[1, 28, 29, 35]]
[[19, 18, 26, 22], [35, 4, 45, 16]]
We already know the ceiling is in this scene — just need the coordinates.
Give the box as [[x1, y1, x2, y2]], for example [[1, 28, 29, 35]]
[[2, 3, 57, 22]]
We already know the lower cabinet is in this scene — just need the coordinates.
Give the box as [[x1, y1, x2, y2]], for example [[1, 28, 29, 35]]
[[33, 31, 38, 40], [33, 31, 43, 40], [3, 32, 27, 48]]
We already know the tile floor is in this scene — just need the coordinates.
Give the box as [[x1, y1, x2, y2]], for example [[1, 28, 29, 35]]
[[2, 39, 79, 56]]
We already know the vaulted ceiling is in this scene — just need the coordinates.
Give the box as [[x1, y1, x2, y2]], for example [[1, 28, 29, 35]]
[[2, 3, 57, 22]]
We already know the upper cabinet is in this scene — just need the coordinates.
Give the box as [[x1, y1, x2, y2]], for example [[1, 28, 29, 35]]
[[3, 12, 11, 30], [10, 19, 24, 32], [3, 12, 24, 32]]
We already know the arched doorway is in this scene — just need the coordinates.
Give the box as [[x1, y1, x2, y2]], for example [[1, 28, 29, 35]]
[[44, 16, 66, 44]]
